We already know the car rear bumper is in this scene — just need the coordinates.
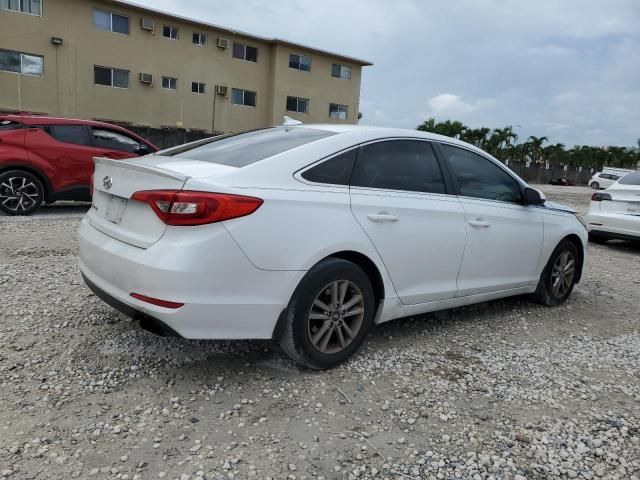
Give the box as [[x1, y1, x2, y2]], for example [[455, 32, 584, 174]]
[[586, 211, 640, 241], [78, 217, 305, 339]]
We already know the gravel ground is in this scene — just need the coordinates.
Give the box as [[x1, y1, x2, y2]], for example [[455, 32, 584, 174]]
[[1, 186, 639, 480]]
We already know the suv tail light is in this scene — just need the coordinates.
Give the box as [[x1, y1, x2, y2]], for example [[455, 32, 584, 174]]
[[591, 192, 612, 202], [131, 190, 263, 226]]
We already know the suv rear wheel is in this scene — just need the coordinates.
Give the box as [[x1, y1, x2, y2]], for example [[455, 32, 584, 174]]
[[0, 170, 44, 215]]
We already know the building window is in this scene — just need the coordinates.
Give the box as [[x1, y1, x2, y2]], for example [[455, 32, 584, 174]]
[[94, 66, 129, 88], [192, 32, 207, 46], [329, 103, 348, 120], [0, 49, 43, 75], [286, 96, 309, 114], [161, 76, 177, 90], [191, 81, 206, 94], [331, 64, 352, 80], [289, 53, 311, 72], [231, 88, 256, 107], [0, 0, 42, 16], [162, 25, 179, 40], [232, 43, 258, 62], [93, 9, 130, 35]]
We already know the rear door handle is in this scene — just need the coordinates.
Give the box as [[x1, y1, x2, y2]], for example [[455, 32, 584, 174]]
[[367, 213, 399, 223], [468, 220, 491, 228]]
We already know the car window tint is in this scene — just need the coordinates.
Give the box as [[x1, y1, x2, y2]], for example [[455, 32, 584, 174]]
[[440, 144, 523, 203], [47, 125, 91, 146], [619, 172, 640, 185], [350, 140, 446, 194], [301, 149, 357, 185], [0, 120, 24, 131], [168, 127, 336, 167], [92, 128, 141, 153]]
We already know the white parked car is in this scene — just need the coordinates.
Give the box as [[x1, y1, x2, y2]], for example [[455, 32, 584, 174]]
[[588, 168, 633, 190], [78, 125, 588, 369], [587, 171, 640, 243]]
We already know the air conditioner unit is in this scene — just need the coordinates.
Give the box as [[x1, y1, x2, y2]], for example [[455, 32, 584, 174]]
[[139, 73, 153, 84], [217, 37, 229, 49], [141, 18, 154, 31], [215, 85, 228, 96]]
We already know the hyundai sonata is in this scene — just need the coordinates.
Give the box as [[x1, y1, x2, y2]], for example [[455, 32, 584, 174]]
[[78, 125, 587, 369]]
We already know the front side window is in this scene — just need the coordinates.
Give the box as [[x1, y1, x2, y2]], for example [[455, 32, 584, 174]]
[[161, 76, 177, 90], [92, 127, 141, 153], [168, 127, 336, 167], [329, 103, 348, 120], [94, 66, 129, 88], [93, 9, 130, 34], [351, 140, 446, 194], [47, 125, 91, 146], [163, 25, 179, 39], [331, 64, 352, 80], [232, 43, 258, 62], [440, 144, 523, 203], [1, 0, 42, 16], [191, 81, 206, 94], [286, 96, 309, 114], [231, 88, 256, 107], [289, 53, 311, 72], [192, 32, 207, 45], [302, 149, 357, 185], [0, 49, 43, 75]]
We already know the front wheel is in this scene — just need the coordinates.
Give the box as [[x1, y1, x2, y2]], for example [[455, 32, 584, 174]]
[[0, 170, 44, 215], [531, 240, 580, 306], [276, 258, 376, 370]]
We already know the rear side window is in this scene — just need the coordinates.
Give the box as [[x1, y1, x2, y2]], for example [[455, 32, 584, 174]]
[[0, 120, 24, 131], [440, 144, 523, 203], [350, 140, 446, 194], [619, 172, 640, 185], [169, 127, 336, 167], [302, 149, 357, 185], [47, 125, 91, 146], [92, 127, 141, 153]]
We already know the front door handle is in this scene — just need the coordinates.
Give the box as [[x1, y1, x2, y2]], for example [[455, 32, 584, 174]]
[[367, 213, 399, 223], [468, 219, 491, 228]]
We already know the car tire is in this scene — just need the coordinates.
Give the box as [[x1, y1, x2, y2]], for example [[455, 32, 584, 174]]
[[531, 240, 580, 307], [590, 182, 599, 190], [276, 258, 376, 370], [0, 170, 44, 216], [588, 232, 608, 244]]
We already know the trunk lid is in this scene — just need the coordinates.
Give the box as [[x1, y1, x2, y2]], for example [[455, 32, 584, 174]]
[[601, 185, 640, 215], [87, 157, 238, 248]]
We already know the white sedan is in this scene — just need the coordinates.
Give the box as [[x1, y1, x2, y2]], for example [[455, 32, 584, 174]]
[[78, 125, 587, 369], [587, 171, 640, 243]]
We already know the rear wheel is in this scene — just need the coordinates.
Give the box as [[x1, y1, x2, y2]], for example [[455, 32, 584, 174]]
[[590, 182, 600, 190], [276, 258, 375, 370], [0, 170, 44, 215], [532, 240, 579, 306]]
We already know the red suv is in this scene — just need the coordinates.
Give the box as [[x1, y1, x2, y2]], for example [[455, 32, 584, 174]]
[[0, 114, 158, 215]]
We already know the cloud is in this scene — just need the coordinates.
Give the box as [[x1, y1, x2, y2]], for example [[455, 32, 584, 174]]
[[427, 94, 478, 117]]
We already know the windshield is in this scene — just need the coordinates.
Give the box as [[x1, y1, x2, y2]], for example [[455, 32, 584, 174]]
[[165, 127, 336, 167], [619, 171, 640, 186]]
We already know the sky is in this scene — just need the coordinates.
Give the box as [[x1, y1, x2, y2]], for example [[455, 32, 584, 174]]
[[133, 0, 640, 148]]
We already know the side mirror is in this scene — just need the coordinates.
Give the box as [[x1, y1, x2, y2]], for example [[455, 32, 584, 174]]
[[137, 144, 150, 155], [524, 187, 546, 206]]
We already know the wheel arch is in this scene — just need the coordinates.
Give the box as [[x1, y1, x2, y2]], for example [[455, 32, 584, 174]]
[[561, 233, 585, 283], [0, 164, 52, 201]]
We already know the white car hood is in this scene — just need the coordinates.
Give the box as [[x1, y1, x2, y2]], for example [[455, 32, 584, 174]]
[[544, 201, 576, 214]]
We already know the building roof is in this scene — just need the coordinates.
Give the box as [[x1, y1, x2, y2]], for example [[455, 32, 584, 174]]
[[107, 0, 374, 67]]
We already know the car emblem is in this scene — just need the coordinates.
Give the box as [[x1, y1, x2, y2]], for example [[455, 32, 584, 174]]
[[103, 176, 113, 190]]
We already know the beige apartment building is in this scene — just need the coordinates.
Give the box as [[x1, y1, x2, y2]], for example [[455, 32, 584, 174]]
[[0, 0, 372, 133]]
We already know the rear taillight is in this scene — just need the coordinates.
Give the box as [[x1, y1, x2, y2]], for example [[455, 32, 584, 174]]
[[130, 190, 263, 226], [591, 192, 612, 201]]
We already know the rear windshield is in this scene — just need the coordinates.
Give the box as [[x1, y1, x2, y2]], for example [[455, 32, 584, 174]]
[[619, 172, 640, 185], [166, 127, 336, 167], [0, 120, 24, 131]]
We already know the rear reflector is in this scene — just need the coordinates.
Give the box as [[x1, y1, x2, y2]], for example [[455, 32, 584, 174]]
[[591, 192, 612, 201], [130, 293, 184, 309], [131, 190, 263, 226]]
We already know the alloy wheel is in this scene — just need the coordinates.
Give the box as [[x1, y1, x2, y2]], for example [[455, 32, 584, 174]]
[[0, 176, 40, 213], [307, 280, 365, 355], [550, 251, 575, 298]]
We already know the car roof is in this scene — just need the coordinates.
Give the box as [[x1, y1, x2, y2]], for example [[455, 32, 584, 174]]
[[0, 114, 131, 130]]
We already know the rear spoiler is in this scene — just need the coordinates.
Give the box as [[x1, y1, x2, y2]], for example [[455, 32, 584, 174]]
[[93, 156, 189, 182]]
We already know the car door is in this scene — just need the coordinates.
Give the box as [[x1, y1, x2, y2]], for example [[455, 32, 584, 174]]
[[90, 127, 147, 160], [25, 124, 98, 194], [349, 139, 467, 305], [438, 143, 544, 297]]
